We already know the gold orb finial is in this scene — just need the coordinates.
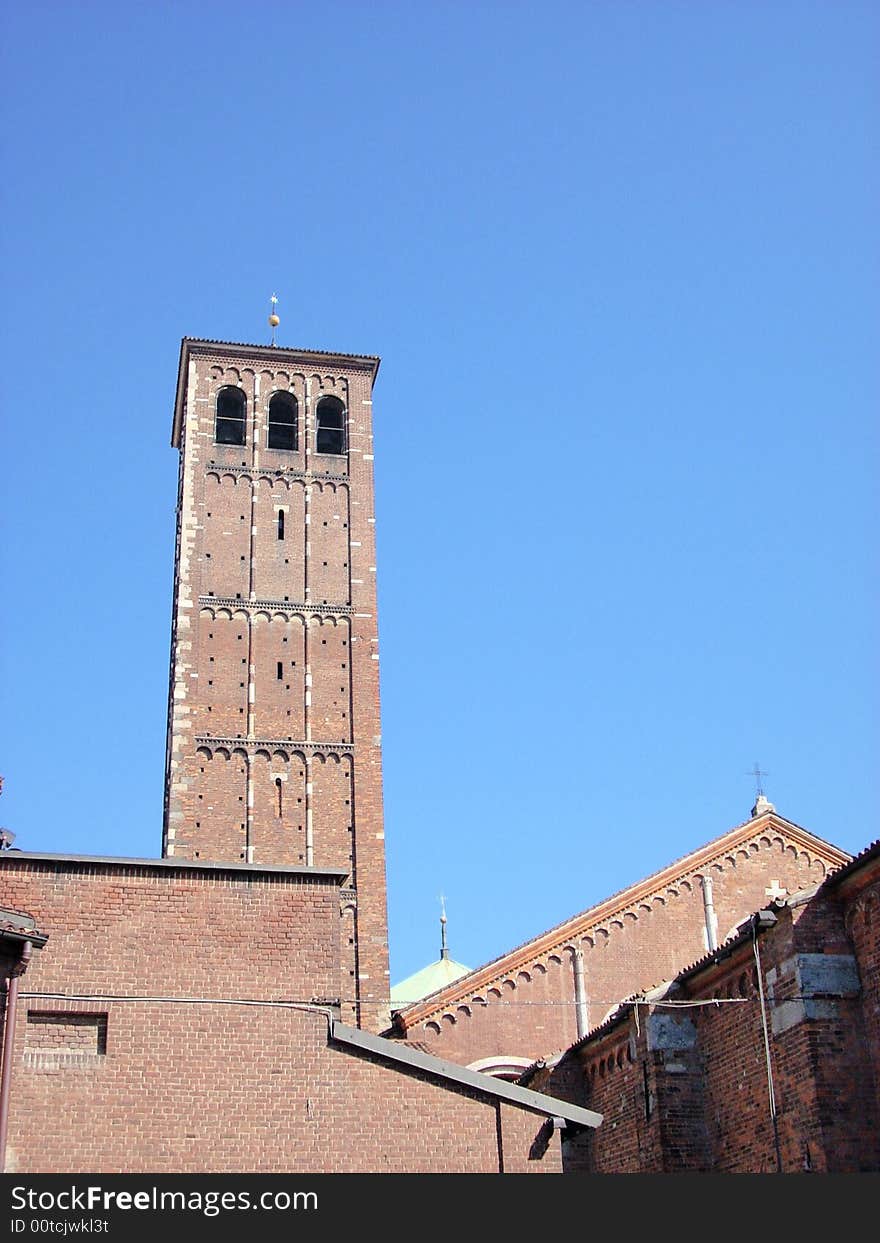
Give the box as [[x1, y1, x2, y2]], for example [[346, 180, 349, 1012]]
[[268, 293, 280, 344]]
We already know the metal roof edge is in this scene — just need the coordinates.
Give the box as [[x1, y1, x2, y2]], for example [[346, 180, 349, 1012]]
[[330, 1021, 602, 1130], [0, 851, 349, 882]]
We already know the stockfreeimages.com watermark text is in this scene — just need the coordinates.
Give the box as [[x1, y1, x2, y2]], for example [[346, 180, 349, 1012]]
[[10, 1185, 317, 1219]]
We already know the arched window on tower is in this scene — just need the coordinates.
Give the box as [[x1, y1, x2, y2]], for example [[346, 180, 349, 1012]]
[[315, 396, 346, 455], [267, 391, 298, 451], [215, 386, 246, 446]]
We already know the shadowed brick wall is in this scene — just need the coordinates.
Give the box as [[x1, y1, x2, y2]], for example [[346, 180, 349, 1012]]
[[532, 850, 880, 1173]]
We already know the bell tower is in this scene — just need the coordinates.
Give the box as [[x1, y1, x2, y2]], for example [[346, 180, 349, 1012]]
[[163, 332, 388, 1027]]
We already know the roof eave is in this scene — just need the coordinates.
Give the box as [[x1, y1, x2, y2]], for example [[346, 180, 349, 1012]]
[[0, 927, 48, 950], [0, 850, 349, 882]]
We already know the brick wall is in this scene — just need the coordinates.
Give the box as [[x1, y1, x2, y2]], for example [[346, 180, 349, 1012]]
[[839, 858, 880, 1126], [535, 850, 880, 1173], [0, 856, 563, 1174], [164, 341, 390, 1031], [5, 1003, 563, 1174], [0, 858, 344, 1001], [396, 822, 843, 1070]]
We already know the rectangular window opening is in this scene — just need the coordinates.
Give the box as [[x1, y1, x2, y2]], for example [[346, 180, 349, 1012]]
[[25, 1011, 108, 1058]]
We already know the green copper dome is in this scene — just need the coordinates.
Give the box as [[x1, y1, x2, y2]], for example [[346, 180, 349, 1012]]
[[390, 953, 472, 1010]]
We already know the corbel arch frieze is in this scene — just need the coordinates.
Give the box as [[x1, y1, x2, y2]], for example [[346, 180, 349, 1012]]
[[202, 464, 349, 484], [193, 737, 353, 758], [198, 595, 353, 618]]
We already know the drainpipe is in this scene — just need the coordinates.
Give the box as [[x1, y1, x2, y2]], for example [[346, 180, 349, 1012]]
[[0, 939, 33, 1173], [752, 911, 783, 1173], [573, 948, 589, 1040], [701, 876, 718, 952]]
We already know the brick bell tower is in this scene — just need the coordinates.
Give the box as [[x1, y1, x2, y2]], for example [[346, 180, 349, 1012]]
[[163, 331, 388, 1027]]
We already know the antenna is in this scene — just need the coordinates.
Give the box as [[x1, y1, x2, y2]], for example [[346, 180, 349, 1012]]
[[0, 829, 16, 850]]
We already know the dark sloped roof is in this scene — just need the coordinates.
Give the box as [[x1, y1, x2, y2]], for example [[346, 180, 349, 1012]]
[[819, 839, 880, 891], [331, 1021, 602, 1130]]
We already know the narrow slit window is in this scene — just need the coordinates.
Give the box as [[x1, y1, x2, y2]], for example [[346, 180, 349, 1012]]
[[275, 778, 283, 818], [315, 396, 346, 455], [267, 391, 298, 451], [215, 386, 246, 446], [277, 510, 285, 540], [277, 661, 283, 680]]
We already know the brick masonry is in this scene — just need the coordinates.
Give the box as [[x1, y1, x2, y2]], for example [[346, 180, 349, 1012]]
[[529, 842, 880, 1173], [1, 333, 866, 1176], [391, 812, 851, 1072], [0, 336, 576, 1174], [163, 340, 389, 1031], [0, 855, 567, 1173]]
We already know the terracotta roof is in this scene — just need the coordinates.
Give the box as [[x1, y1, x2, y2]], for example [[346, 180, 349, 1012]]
[[0, 903, 38, 923], [0, 909, 47, 944], [0, 919, 32, 936], [819, 838, 880, 891]]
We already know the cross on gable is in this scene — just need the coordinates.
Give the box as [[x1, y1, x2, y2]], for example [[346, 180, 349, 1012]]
[[749, 762, 769, 795], [765, 880, 788, 902]]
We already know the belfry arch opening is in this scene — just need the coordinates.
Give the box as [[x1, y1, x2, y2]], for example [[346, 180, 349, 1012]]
[[215, 386, 246, 446], [315, 396, 346, 455], [267, 391, 298, 451]]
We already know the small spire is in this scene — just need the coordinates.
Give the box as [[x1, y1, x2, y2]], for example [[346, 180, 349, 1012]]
[[440, 893, 449, 960], [268, 293, 280, 346]]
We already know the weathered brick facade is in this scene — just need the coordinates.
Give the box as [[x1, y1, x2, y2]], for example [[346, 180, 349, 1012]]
[[391, 810, 850, 1073], [0, 854, 594, 1173], [0, 333, 866, 1176], [164, 339, 388, 1031], [528, 842, 880, 1173], [0, 336, 602, 1174]]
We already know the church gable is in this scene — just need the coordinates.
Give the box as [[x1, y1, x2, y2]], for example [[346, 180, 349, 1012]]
[[391, 811, 850, 1069]]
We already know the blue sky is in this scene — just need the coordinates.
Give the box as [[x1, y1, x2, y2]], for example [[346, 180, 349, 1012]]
[[1, 1, 877, 983]]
